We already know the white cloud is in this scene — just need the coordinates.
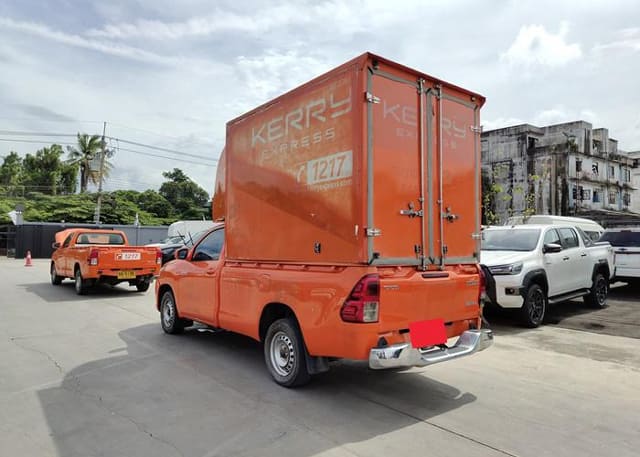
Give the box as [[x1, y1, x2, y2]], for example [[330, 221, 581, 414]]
[[593, 27, 640, 52], [501, 22, 582, 67], [0, 16, 226, 73]]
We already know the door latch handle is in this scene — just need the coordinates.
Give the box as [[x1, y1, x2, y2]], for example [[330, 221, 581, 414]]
[[581, 253, 587, 257], [442, 207, 459, 222], [562, 256, 570, 261]]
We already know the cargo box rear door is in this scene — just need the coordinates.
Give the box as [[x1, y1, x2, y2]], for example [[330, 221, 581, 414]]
[[431, 88, 482, 264], [367, 71, 424, 266], [366, 69, 482, 267]]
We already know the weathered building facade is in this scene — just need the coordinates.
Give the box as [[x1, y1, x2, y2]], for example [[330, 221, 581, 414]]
[[481, 121, 637, 226]]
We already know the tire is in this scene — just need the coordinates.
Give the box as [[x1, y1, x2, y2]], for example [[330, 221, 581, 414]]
[[263, 317, 311, 388], [584, 273, 608, 308], [136, 280, 151, 292], [74, 268, 88, 295], [520, 283, 546, 328], [50, 263, 62, 285], [160, 290, 185, 334]]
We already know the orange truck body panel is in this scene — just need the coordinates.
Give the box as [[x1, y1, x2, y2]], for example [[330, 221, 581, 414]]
[[51, 229, 161, 284], [162, 53, 488, 365]]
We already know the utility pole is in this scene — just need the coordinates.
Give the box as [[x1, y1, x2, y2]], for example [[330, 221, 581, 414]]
[[94, 122, 107, 224]]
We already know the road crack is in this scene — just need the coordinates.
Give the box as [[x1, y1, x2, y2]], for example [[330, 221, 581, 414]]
[[9, 336, 65, 375]]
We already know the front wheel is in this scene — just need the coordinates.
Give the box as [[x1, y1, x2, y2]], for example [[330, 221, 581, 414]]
[[160, 290, 185, 334], [520, 284, 546, 328], [584, 273, 608, 308], [263, 318, 311, 388]]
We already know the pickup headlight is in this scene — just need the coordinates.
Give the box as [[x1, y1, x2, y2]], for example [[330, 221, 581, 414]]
[[488, 262, 523, 275]]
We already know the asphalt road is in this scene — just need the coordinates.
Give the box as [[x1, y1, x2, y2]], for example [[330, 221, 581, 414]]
[[1, 259, 639, 457]]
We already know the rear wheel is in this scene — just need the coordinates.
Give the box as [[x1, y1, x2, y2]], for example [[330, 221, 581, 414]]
[[264, 318, 311, 387], [74, 268, 88, 295], [584, 273, 608, 308], [50, 263, 62, 285], [136, 279, 151, 292], [520, 284, 546, 328]]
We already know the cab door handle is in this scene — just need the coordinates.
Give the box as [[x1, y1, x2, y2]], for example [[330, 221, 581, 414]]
[[581, 253, 587, 257], [562, 256, 570, 261], [206, 269, 217, 275]]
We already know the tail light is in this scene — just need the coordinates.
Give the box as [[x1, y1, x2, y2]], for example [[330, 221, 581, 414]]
[[156, 249, 163, 265], [340, 274, 379, 323], [88, 249, 99, 266], [478, 266, 487, 304]]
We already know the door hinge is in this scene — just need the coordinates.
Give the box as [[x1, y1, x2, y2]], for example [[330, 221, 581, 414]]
[[470, 125, 483, 133], [366, 227, 382, 237], [365, 92, 381, 104]]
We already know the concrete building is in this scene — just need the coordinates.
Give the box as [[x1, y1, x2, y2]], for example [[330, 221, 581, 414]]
[[481, 121, 638, 226]]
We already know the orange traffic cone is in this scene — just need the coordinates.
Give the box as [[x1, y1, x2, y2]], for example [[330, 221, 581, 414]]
[[25, 250, 33, 267]]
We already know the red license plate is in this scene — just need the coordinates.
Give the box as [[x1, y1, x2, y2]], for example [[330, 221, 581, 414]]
[[409, 319, 447, 348]]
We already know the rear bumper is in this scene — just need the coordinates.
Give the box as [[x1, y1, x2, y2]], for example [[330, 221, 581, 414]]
[[369, 329, 493, 370]]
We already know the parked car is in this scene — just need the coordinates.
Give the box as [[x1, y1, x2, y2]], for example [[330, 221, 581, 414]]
[[147, 230, 209, 265], [481, 224, 614, 327], [599, 228, 640, 286]]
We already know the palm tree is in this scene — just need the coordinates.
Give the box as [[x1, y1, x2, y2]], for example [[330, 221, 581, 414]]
[[67, 133, 113, 192]]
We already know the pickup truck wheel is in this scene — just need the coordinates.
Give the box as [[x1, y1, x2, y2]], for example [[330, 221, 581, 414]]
[[160, 290, 185, 334], [136, 279, 151, 292], [584, 273, 608, 308], [50, 263, 63, 285], [264, 318, 311, 388], [520, 284, 546, 328], [74, 269, 88, 295]]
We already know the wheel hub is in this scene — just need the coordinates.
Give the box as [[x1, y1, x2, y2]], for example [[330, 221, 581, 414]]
[[270, 332, 295, 376]]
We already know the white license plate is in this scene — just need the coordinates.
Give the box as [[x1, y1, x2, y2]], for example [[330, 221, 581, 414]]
[[116, 252, 141, 261]]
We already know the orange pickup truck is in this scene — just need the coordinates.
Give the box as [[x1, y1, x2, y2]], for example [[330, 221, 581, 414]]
[[155, 53, 493, 387], [51, 229, 162, 295]]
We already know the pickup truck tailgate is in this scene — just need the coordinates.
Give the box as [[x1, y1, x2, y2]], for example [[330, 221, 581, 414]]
[[378, 266, 481, 336], [96, 248, 160, 272]]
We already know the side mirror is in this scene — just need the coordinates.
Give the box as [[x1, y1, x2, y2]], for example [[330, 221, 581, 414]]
[[52, 242, 61, 249], [175, 248, 189, 260], [543, 243, 562, 254]]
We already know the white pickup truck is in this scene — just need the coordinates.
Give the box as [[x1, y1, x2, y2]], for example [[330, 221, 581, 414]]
[[481, 224, 614, 327]]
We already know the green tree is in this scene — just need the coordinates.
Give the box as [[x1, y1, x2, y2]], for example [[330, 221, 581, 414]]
[[137, 189, 173, 218], [21, 144, 75, 195], [159, 168, 210, 219], [0, 152, 23, 187], [67, 133, 114, 192]]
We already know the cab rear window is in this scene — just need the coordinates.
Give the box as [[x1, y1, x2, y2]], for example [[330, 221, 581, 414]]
[[76, 233, 125, 245], [599, 231, 640, 247]]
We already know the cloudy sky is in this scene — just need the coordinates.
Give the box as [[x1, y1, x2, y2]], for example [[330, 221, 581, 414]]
[[1, 0, 639, 194]]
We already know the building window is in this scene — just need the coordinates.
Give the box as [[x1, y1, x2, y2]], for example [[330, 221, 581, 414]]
[[623, 169, 631, 182], [576, 160, 582, 173], [582, 188, 591, 200], [592, 162, 599, 175], [609, 165, 615, 178], [593, 190, 600, 203], [609, 192, 617, 205], [623, 193, 631, 206]]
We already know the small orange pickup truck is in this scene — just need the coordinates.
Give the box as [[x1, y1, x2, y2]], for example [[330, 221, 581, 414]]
[[51, 228, 162, 295], [155, 53, 493, 387]]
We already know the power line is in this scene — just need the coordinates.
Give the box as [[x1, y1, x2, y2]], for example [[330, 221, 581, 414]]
[[0, 137, 216, 167], [108, 136, 218, 162], [0, 129, 218, 162]]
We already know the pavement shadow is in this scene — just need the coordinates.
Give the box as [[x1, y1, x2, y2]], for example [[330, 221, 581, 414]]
[[37, 323, 477, 457], [19, 280, 149, 303]]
